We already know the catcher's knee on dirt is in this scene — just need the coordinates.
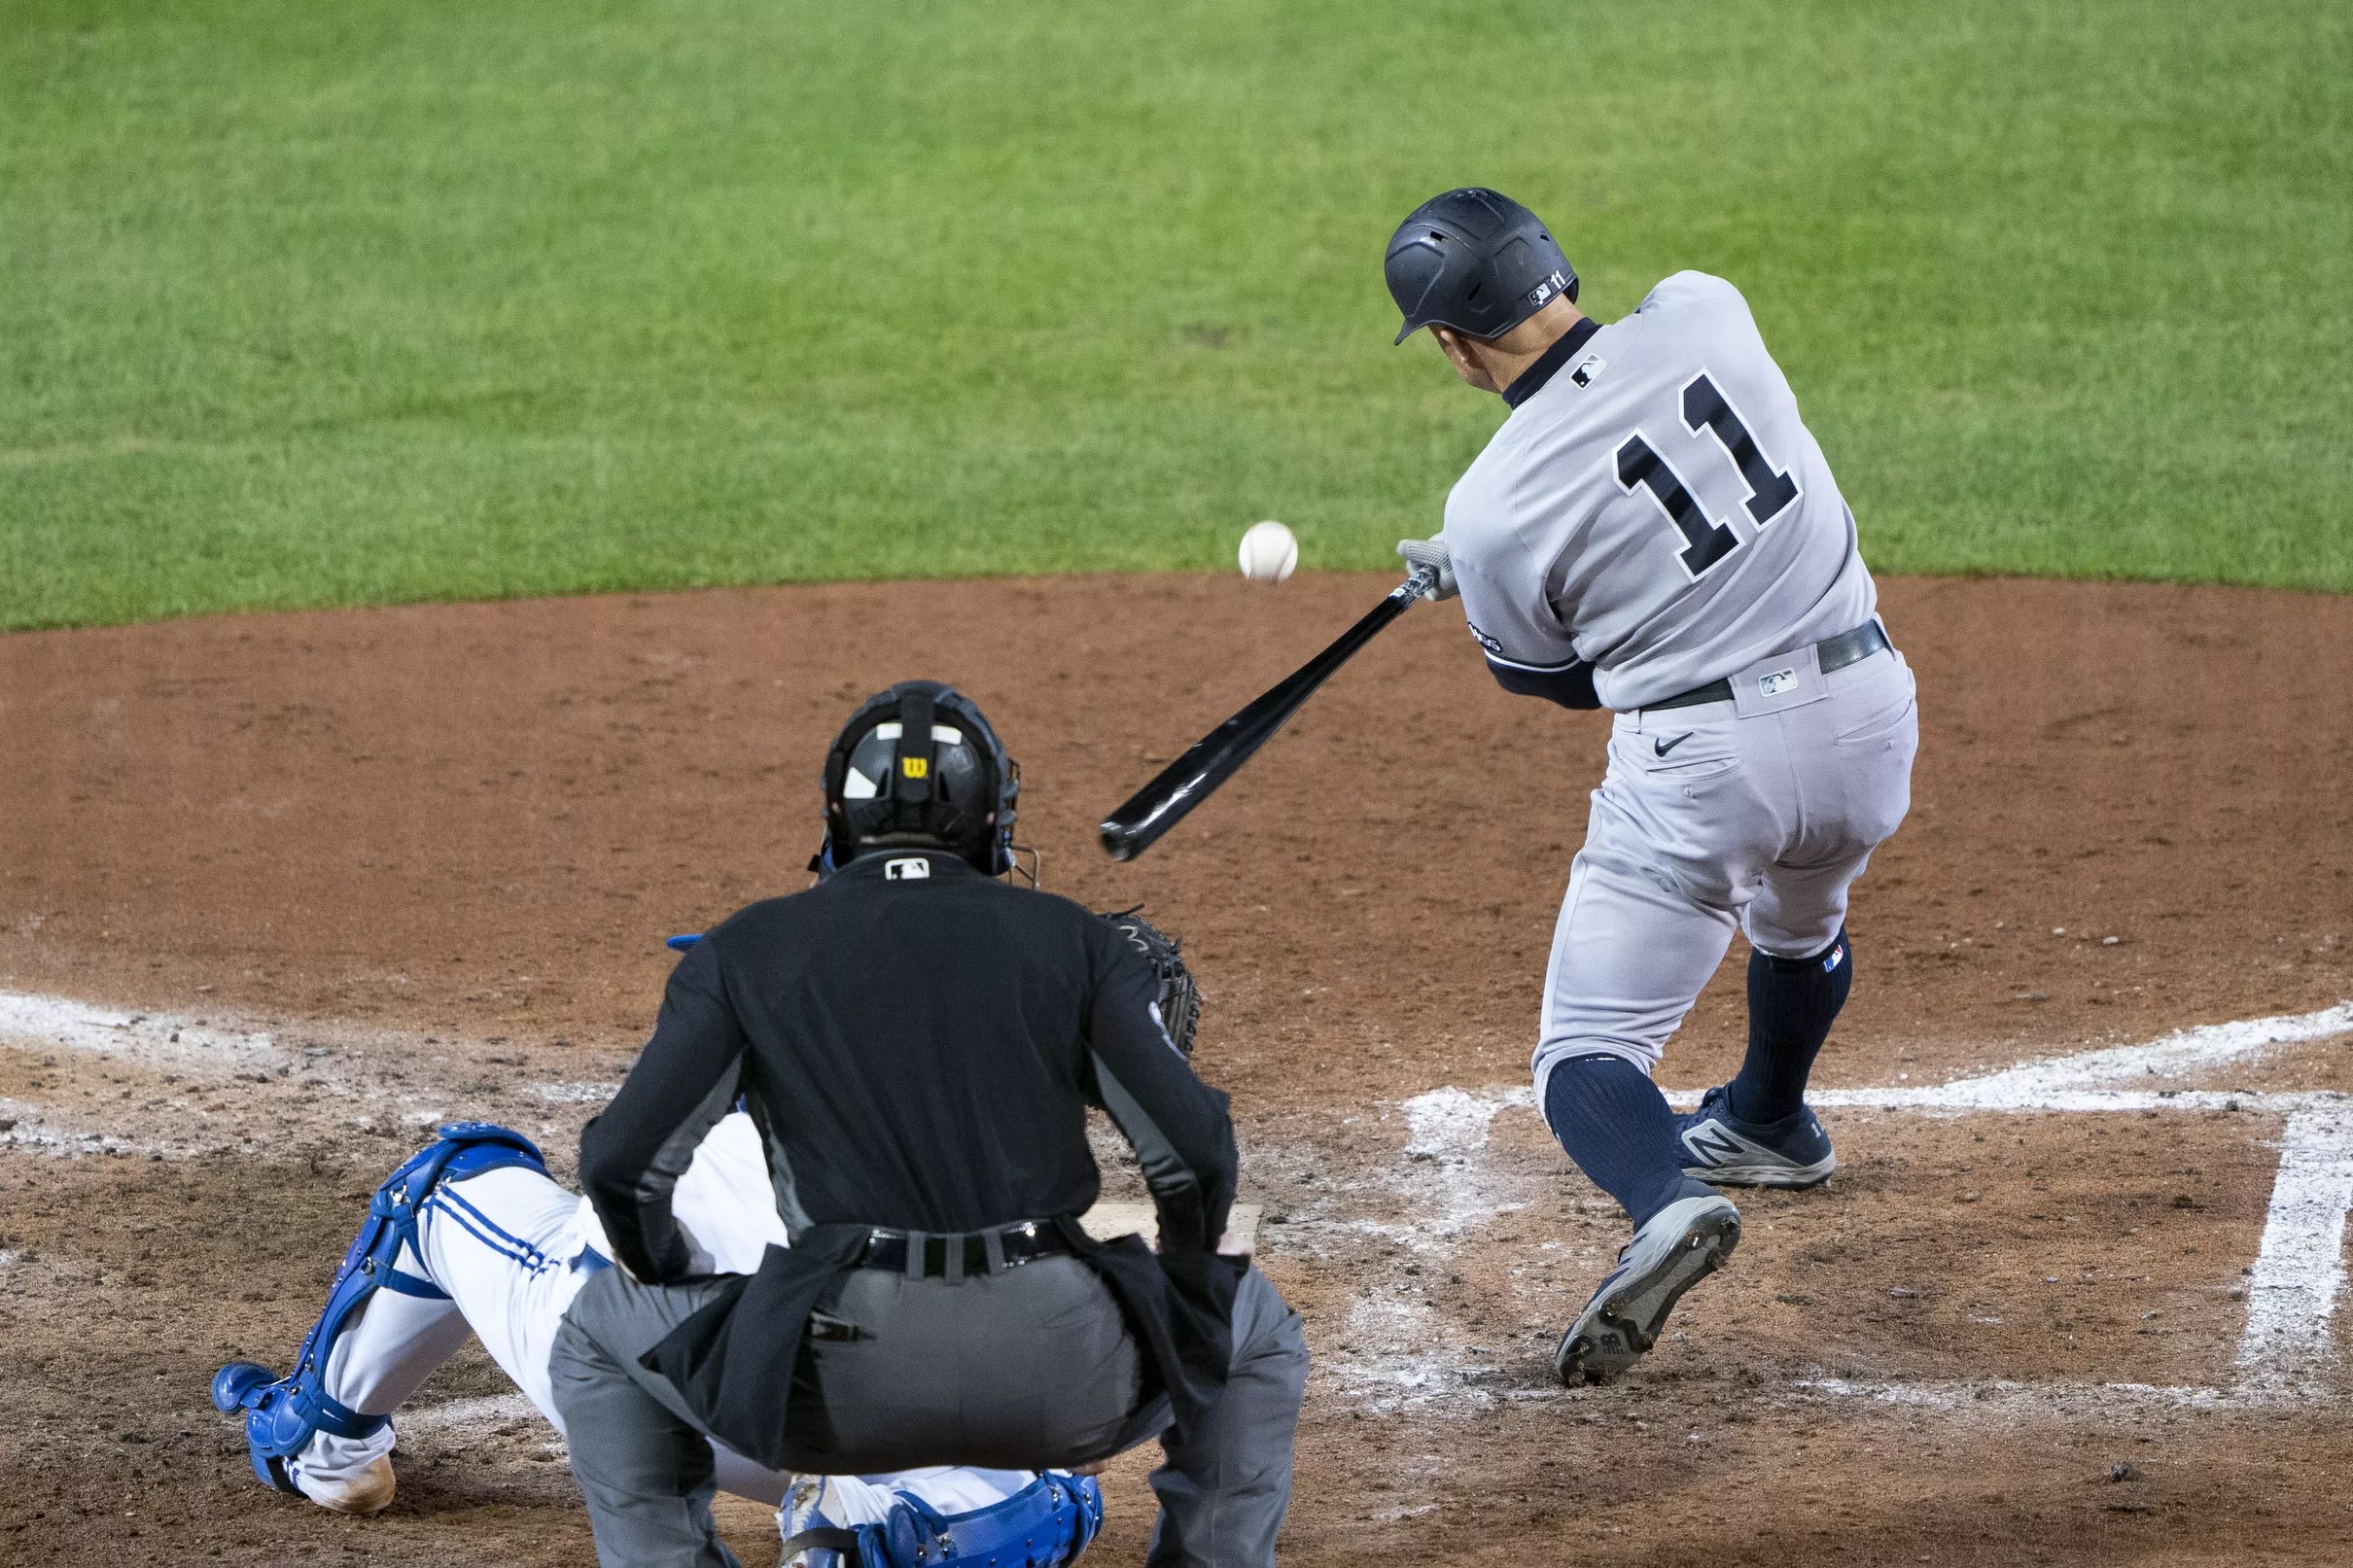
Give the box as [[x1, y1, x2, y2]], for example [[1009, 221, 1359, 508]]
[[210, 1122, 546, 1494]]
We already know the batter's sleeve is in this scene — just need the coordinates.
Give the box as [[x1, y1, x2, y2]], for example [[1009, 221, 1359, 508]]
[[1450, 514, 1600, 711], [1082, 926, 1238, 1254], [579, 932, 751, 1283]]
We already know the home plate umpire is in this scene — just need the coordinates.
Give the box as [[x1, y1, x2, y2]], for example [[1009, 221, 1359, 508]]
[[549, 679, 1309, 1568]]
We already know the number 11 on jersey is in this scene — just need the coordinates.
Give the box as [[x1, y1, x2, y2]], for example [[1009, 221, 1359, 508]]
[[1616, 371, 1801, 580]]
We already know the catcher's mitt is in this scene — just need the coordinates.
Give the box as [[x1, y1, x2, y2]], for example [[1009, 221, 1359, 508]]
[[1100, 907, 1204, 1059]]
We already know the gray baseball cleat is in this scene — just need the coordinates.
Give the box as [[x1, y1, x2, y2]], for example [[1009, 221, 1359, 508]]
[[1555, 1191, 1740, 1384], [1675, 1085, 1837, 1188]]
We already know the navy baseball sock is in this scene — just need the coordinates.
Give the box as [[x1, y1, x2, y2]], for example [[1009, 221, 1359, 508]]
[[1543, 1054, 1716, 1230], [1729, 928, 1853, 1125]]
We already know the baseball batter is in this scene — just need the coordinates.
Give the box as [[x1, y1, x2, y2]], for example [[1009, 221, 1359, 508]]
[[1385, 188, 1918, 1383], [211, 1109, 1103, 1567]]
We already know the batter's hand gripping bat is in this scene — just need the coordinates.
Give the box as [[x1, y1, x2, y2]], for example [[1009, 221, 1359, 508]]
[[1099, 565, 1440, 861]]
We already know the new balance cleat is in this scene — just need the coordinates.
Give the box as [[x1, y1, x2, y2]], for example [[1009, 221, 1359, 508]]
[[1555, 1192, 1740, 1384], [1674, 1085, 1836, 1188]]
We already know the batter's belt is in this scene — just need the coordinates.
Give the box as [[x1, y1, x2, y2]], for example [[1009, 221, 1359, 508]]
[[1643, 621, 1891, 714]]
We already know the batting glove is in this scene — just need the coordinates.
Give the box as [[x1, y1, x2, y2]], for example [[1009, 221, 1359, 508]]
[[1396, 536, 1458, 601]]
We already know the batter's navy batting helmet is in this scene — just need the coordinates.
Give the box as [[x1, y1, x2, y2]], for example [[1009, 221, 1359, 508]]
[[822, 680, 1020, 876], [1385, 188, 1577, 344]]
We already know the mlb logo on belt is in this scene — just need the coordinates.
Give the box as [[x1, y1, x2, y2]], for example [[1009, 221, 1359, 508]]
[[1758, 667, 1799, 697]]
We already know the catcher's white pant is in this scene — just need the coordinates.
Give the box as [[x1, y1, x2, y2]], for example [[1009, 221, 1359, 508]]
[[294, 1113, 1035, 1526], [1531, 640, 1917, 1096]]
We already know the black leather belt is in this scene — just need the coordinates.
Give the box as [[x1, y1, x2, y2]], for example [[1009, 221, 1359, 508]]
[[856, 1221, 1072, 1279], [1645, 621, 1891, 713]]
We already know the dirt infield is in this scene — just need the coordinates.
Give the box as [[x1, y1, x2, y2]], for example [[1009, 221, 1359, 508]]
[[3, 574, 2350, 1566]]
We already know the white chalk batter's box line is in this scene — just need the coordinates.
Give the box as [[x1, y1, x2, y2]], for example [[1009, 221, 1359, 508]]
[[1380, 1001, 2353, 1413], [2, 989, 2348, 1411]]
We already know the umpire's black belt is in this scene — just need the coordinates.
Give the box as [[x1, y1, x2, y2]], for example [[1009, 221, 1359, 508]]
[[1645, 621, 1891, 714], [855, 1221, 1073, 1280]]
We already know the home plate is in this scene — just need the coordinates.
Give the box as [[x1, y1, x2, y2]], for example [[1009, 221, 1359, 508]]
[[1081, 1202, 1261, 1248]]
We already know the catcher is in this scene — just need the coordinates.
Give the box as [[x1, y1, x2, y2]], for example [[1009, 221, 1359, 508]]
[[212, 1106, 1102, 1566], [252, 679, 1305, 1568]]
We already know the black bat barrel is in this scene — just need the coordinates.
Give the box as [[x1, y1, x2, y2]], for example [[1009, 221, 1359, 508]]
[[1099, 570, 1433, 860]]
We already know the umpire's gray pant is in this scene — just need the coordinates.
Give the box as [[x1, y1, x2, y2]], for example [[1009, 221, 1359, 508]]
[[548, 1257, 1308, 1568]]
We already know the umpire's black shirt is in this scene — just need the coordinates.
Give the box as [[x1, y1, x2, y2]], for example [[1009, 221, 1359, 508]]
[[582, 846, 1235, 1272], [576, 846, 1243, 1466]]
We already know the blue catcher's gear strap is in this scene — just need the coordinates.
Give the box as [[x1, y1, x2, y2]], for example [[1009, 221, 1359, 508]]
[[215, 1123, 546, 1493], [782, 1473, 1105, 1568]]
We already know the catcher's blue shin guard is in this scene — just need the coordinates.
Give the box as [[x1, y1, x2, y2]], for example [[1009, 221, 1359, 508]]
[[783, 1472, 1106, 1568], [210, 1122, 545, 1494]]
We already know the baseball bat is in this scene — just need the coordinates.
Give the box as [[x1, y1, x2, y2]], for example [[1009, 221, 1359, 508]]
[[1099, 565, 1438, 861]]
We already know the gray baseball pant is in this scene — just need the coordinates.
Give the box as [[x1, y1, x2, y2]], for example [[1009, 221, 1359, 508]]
[[1531, 644, 1918, 1098], [547, 1257, 1308, 1568]]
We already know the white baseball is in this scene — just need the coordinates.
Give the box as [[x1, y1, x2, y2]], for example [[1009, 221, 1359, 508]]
[[1237, 520, 1297, 583]]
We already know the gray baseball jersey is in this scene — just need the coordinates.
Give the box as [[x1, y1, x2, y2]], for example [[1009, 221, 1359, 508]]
[[1445, 271, 1877, 712]]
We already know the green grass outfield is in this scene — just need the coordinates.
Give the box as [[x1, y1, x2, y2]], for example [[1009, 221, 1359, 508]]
[[4, 0, 2348, 630]]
